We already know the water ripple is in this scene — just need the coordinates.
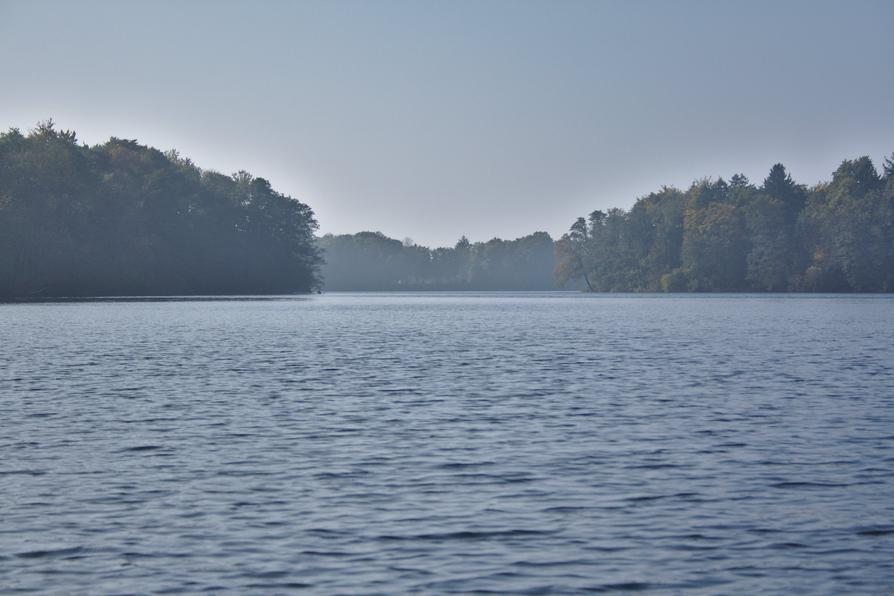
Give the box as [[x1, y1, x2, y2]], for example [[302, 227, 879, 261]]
[[1, 293, 893, 593]]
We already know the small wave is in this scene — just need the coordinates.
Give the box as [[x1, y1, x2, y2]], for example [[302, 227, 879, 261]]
[[769, 542, 808, 549], [627, 491, 699, 502], [242, 582, 312, 589], [120, 445, 165, 452], [771, 481, 849, 489], [0, 469, 46, 476], [587, 581, 652, 591], [541, 505, 594, 513], [857, 527, 894, 537], [16, 546, 84, 559], [379, 529, 554, 542], [437, 461, 494, 470]]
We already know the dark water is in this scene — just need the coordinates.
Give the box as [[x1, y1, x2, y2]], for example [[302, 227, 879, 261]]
[[2, 293, 893, 594]]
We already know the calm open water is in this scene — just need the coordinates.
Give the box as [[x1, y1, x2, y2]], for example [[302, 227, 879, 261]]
[[2, 293, 893, 594]]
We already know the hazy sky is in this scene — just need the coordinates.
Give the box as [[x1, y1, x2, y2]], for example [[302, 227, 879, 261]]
[[2, 0, 892, 247]]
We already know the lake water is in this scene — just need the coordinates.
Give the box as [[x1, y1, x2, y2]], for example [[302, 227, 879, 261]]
[[2, 293, 893, 594]]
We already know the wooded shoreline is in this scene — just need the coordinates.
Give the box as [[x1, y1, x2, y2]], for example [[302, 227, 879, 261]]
[[2, 122, 891, 297]]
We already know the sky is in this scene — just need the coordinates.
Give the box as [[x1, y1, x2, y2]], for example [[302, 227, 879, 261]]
[[1, 0, 892, 247]]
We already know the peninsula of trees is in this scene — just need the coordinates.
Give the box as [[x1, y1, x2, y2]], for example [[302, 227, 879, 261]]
[[555, 158, 894, 292], [0, 122, 321, 297]]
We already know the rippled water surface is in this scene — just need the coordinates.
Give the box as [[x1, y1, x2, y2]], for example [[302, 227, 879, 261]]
[[2, 293, 894, 594]]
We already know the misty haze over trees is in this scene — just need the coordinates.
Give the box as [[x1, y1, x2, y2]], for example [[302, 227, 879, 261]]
[[556, 158, 894, 292], [0, 122, 321, 297], [0, 122, 891, 297], [318, 232, 556, 290]]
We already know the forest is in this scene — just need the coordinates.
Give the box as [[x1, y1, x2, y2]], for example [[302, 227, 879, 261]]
[[1, 121, 891, 296], [556, 158, 894, 292], [318, 231, 556, 290], [0, 122, 321, 297]]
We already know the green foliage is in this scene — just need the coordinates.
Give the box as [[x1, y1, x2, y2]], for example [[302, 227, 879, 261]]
[[557, 155, 894, 292], [744, 195, 791, 291], [0, 122, 321, 297], [802, 159, 893, 292], [4, 123, 889, 296], [683, 199, 747, 291]]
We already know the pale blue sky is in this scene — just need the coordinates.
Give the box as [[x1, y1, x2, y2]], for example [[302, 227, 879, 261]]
[[2, 0, 892, 246]]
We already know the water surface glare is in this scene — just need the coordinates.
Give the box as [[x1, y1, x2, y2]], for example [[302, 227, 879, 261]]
[[2, 293, 893, 593]]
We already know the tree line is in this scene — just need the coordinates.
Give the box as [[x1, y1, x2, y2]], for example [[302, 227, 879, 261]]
[[2, 121, 890, 295], [318, 231, 556, 290], [0, 121, 321, 297], [556, 158, 894, 292]]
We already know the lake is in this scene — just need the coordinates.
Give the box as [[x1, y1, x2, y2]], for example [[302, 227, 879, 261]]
[[2, 293, 893, 593]]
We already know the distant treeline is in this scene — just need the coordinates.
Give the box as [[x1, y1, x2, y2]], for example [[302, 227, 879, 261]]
[[557, 158, 894, 292], [318, 231, 556, 290], [0, 122, 321, 297]]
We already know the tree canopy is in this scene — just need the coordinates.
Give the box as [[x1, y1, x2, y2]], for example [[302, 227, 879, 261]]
[[2, 123, 889, 295], [556, 157, 894, 292], [0, 121, 322, 297]]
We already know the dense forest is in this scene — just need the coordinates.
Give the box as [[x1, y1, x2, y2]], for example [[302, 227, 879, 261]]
[[1, 121, 890, 296], [318, 231, 556, 290], [0, 122, 321, 297], [556, 158, 894, 292]]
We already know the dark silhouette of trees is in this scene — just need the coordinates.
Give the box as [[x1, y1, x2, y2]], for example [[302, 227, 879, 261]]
[[0, 121, 321, 297], [801, 158, 893, 292], [318, 231, 557, 290], [556, 156, 894, 292], [4, 122, 888, 295]]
